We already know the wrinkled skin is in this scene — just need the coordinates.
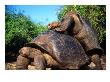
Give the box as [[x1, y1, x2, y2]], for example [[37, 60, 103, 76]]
[[48, 11, 105, 70], [16, 30, 89, 70], [48, 21, 61, 30], [16, 47, 60, 70]]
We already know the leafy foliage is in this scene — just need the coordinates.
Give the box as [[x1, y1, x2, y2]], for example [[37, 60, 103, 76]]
[[58, 5, 106, 50], [5, 8, 48, 54]]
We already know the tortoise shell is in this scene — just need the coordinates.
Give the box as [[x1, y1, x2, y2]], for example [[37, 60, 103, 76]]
[[25, 30, 89, 69]]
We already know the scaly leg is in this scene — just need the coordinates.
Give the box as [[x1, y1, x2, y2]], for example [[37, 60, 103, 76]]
[[16, 55, 30, 69], [34, 55, 46, 70], [90, 54, 102, 70]]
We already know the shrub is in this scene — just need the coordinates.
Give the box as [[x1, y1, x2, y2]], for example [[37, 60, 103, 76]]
[[5, 7, 48, 55]]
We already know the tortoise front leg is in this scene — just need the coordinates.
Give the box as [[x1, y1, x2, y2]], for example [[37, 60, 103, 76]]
[[16, 55, 30, 69], [33, 55, 46, 70], [90, 54, 102, 70], [48, 22, 61, 29]]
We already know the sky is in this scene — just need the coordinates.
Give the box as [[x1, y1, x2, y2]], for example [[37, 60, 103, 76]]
[[6, 5, 63, 25]]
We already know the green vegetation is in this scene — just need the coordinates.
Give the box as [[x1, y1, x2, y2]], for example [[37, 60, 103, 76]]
[[5, 7, 48, 54], [57, 5, 106, 50]]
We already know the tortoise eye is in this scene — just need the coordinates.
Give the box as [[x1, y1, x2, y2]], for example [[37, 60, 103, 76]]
[[48, 24, 50, 26]]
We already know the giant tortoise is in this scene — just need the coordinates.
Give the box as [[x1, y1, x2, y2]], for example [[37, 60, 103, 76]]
[[16, 30, 89, 70], [48, 11, 104, 69]]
